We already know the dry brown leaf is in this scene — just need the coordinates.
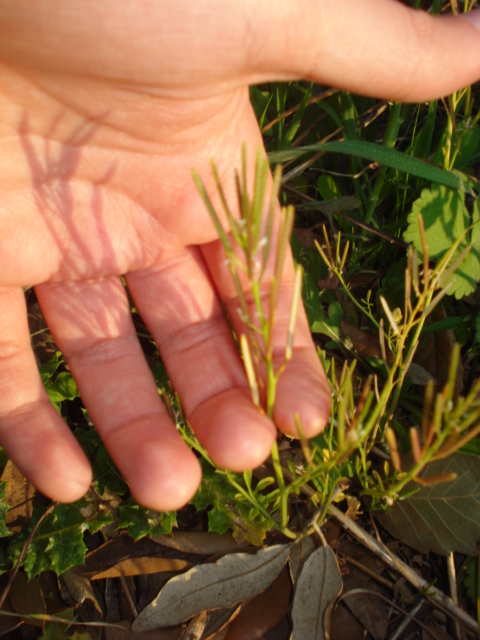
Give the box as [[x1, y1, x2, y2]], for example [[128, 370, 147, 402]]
[[290, 545, 343, 640], [223, 567, 292, 640], [202, 606, 242, 640], [0, 460, 35, 533], [328, 603, 367, 640], [413, 305, 463, 398], [132, 544, 292, 632], [153, 532, 246, 556], [341, 586, 389, 640], [105, 620, 182, 640], [344, 496, 363, 520], [182, 611, 208, 640], [92, 556, 191, 580], [83, 533, 187, 578], [7, 571, 45, 628], [61, 569, 103, 614], [421, 623, 453, 640], [340, 320, 390, 362]]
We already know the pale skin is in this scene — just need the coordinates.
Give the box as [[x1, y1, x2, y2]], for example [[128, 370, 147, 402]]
[[0, 0, 479, 511]]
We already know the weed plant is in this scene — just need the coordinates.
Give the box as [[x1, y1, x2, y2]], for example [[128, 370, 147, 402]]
[[0, 0, 479, 593]]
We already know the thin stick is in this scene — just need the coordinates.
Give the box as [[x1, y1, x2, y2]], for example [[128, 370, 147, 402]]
[[447, 552, 461, 640], [329, 503, 478, 635], [0, 502, 56, 609], [279, 464, 478, 635]]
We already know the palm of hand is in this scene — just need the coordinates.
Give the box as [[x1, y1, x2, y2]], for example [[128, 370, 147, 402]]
[[1, 0, 478, 509], [0, 29, 328, 509]]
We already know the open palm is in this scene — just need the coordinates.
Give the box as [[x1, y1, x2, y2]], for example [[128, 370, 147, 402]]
[[0, 0, 479, 509]]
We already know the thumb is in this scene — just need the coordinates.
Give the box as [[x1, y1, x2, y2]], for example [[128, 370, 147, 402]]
[[249, 0, 480, 101]]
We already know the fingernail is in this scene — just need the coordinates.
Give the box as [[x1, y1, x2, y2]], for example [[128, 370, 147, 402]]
[[463, 9, 480, 31]]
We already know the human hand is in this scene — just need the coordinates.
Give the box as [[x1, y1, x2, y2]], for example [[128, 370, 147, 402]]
[[0, 0, 479, 511]]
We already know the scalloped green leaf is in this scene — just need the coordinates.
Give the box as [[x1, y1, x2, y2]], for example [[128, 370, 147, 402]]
[[191, 461, 271, 546], [118, 499, 176, 541], [404, 186, 480, 299]]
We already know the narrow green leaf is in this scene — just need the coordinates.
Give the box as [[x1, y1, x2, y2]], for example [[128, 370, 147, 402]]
[[269, 140, 476, 194]]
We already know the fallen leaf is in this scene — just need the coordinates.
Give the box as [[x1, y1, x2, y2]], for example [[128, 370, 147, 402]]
[[414, 306, 463, 398], [0, 460, 35, 533], [290, 545, 343, 639], [82, 533, 187, 578], [182, 611, 208, 640], [288, 536, 316, 586], [223, 566, 292, 640], [202, 606, 242, 640], [152, 532, 245, 556], [60, 569, 103, 614], [7, 571, 45, 628], [421, 623, 453, 640], [91, 556, 191, 580], [105, 620, 182, 640], [340, 320, 390, 362], [328, 603, 368, 640], [341, 586, 389, 640], [375, 453, 480, 555], [132, 544, 292, 631]]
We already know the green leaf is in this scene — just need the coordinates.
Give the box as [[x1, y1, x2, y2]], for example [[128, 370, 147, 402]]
[[310, 301, 343, 340], [39, 352, 63, 384], [404, 185, 480, 298], [375, 454, 480, 556], [51, 372, 78, 400], [269, 140, 476, 194], [191, 461, 272, 546], [0, 482, 11, 538], [44, 371, 79, 408], [317, 175, 341, 200], [14, 502, 88, 579], [95, 445, 129, 496], [118, 499, 176, 541]]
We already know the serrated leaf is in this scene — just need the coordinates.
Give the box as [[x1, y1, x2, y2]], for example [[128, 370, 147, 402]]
[[132, 543, 292, 631], [375, 454, 480, 555], [191, 462, 272, 546], [404, 185, 480, 299], [14, 502, 88, 579], [118, 499, 176, 541], [290, 544, 343, 639]]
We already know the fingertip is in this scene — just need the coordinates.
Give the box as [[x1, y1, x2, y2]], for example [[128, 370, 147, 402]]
[[190, 389, 277, 472], [128, 449, 202, 512], [25, 441, 93, 503], [108, 423, 203, 512], [273, 348, 331, 439]]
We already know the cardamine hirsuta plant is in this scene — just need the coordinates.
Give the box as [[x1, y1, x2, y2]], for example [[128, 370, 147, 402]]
[[189, 147, 480, 539]]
